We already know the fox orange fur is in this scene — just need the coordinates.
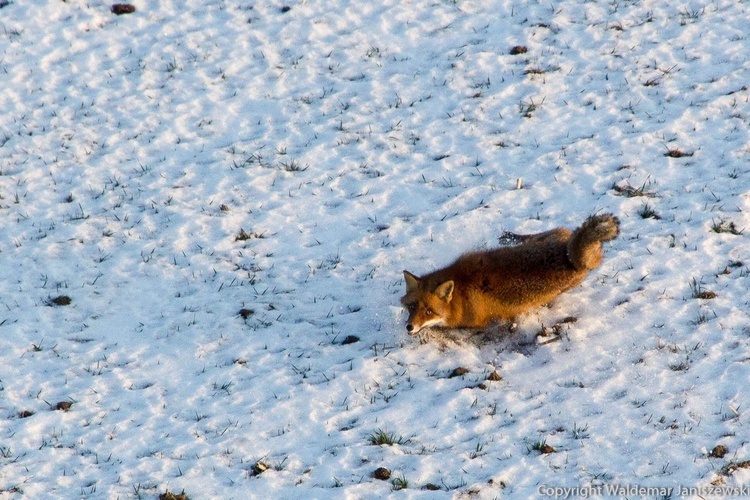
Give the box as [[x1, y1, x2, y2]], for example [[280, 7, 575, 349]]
[[401, 214, 620, 334]]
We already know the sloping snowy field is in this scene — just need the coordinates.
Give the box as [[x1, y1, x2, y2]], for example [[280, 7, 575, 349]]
[[1, 0, 749, 498]]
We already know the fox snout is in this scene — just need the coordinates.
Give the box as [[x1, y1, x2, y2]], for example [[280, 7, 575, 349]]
[[404, 303, 423, 334], [404, 307, 435, 335]]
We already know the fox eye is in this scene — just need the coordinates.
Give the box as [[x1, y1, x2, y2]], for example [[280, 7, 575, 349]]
[[425, 309, 433, 316], [407, 304, 417, 312]]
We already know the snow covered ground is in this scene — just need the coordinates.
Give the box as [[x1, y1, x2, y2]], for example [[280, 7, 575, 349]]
[[1, 0, 749, 498]]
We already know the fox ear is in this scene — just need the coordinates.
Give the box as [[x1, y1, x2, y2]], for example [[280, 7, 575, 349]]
[[403, 270, 420, 293], [434, 280, 454, 302]]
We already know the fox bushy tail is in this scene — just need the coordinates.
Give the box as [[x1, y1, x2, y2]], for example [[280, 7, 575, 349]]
[[567, 214, 620, 270]]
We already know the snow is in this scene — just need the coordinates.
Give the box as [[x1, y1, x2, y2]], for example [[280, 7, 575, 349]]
[[1, 0, 749, 497]]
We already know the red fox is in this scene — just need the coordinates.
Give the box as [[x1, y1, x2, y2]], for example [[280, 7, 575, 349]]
[[401, 214, 620, 334]]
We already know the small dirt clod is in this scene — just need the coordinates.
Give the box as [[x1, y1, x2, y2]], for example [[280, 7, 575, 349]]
[[159, 491, 189, 500], [111, 4, 136, 15], [49, 295, 72, 306], [251, 462, 268, 476], [373, 467, 391, 480], [664, 149, 693, 158], [710, 445, 728, 458], [539, 443, 555, 454], [238, 308, 254, 319]]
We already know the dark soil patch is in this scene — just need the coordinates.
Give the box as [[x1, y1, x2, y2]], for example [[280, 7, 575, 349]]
[[111, 4, 135, 15], [49, 295, 72, 306], [373, 467, 391, 480], [710, 445, 728, 458]]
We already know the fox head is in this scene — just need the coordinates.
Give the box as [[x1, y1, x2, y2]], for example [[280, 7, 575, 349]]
[[401, 270, 454, 334]]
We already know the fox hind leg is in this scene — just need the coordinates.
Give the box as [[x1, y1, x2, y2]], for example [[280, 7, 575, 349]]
[[499, 227, 571, 246]]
